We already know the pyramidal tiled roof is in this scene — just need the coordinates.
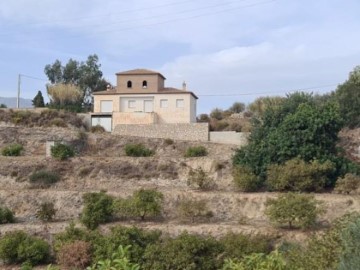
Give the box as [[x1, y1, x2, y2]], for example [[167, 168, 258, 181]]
[[115, 69, 166, 79]]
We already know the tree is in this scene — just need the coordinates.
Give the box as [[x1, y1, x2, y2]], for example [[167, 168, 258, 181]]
[[335, 66, 360, 128], [131, 189, 163, 221], [32, 91, 45, 107], [0, 104, 7, 108], [81, 191, 114, 230], [177, 198, 213, 223], [228, 102, 245, 113], [247, 96, 284, 118], [210, 108, 225, 120], [338, 216, 360, 270], [44, 54, 109, 110], [334, 173, 360, 194], [265, 193, 324, 229]]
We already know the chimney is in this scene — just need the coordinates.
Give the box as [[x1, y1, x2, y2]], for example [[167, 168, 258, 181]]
[[182, 81, 187, 91]]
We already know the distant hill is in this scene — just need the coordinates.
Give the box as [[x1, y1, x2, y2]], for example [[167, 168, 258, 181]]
[[0, 97, 33, 108]]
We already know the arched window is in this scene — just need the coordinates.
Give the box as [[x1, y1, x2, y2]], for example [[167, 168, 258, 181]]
[[142, 80, 147, 88], [127, 81, 132, 88]]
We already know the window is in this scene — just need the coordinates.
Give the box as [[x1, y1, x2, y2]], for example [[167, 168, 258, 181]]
[[128, 100, 136, 108], [142, 80, 147, 88], [176, 99, 184, 108], [160, 99, 168, 108], [127, 81, 132, 88]]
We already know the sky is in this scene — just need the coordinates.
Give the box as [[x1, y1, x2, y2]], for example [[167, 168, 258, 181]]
[[0, 0, 360, 113]]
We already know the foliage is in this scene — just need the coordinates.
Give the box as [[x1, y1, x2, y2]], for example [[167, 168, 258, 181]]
[[142, 232, 223, 270], [47, 83, 83, 111], [164, 138, 174, 145], [81, 191, 114, 229], [233, 165, 261, 192], [32, 90, 45, 107], [44, 54, 108, 108], [0, 231, 50, 265], [187, 167, 215, 190], [265, 193, 324, 229], [0, 103, 7, 108], [185, 145, 208, 157], [51, 143, 75, 160], [233, 92, 346, 188], [338, 216, 360, 270], [228, 102, 246, 113], [36, 202, 57, 222], [124, 143, 154, 157], [334, 66, 360, 127], [90, 125, 106, 133], [131, 189, 164, 221], [20, 261, 33, 270], [220, 232, 273, 261], [57, 240, 92, 269], [1, 143, 23, 156], [210, 108, 225, 120], [247, 96, 284, 118], [29, 170, 60, 188], [197, 113, 210, 122], [266, 158, 335, 192], [0, 206, 15, 224], [177, 198, 213, 223], [87, 245, 140, 270], [222, 251, 286, 270], [334, 173, 360, 194]]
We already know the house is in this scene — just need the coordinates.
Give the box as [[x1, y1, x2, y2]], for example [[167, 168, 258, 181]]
[[91, 69, 198, 132]]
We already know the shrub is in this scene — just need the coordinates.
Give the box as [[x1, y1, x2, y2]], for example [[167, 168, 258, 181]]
[[125, 144, 154, 157], [0, 231, 50, 265], [334, 173, 360, 194], [266, 158, 335, 192], [228, 102, 246, 113], [233, 165, 261, 192], [265, 193, 324, 229], [90, 125, 106, 133], [177, 198, 213, 223], [131, 189, 164, 221], [164, 138, 174, 145], [51, 143, 75, 160], [0, 206, 15, 224], [187, 167, 215, 190], [36, 202, 57, 222], [210, 108, 225, 120], [29, 170, 60, 188], [197, 114, 210, 123], [1, 143, 23, 156], [81, 191, 114, 230], [57, 240, 92, 269], [185, 146, 207, 157], [49, 118, 67, 127]]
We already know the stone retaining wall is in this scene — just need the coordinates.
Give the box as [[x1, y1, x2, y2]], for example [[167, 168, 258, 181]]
[[113, 123, 209, 141], [209, 131, 249, 146]]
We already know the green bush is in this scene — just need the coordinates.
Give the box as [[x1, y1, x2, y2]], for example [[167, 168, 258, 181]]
[[265, 193, 324, 229], [187, 167, 215, 190], [185, 146, 207, 157], [29, 170, 60, 188], [334, 173, 360, 194], [81, 191, 114, 230], [1, 143, 23, 156], [177, 198, 213, 223], [36, 202, 57, 222], [125, 144, 154, 157], [0, 206, 15, 224], [266, 158, 335, 192], [0, 231, 50, 265], [51, 143, 75, 160], [233, 165, 261, 192]]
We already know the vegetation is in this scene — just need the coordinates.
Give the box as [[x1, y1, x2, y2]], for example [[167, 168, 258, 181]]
[[177, 198, 213, 223], [0, 103, 7, 108], [32, 90, 45, 107], [57, 240, 92, 269], [90, 125, 106, 133], [334, 173, 360, 194], [233, 165, 260, 192], [1, 143, 23, 156], [187, 167, 215, 190], [185, 145, 207, 157], [51, 143, 75, 160], [36, 202, 57, 222], [81, 191, 114, 230], [0, 206, 15, 224], [266, 158, 335, 192], [229, 102, 246, 113], [29, 170, 60, 188], [265, 193, 324, 229], [0, 231, 50, 265], [125, 143, 154, 157]]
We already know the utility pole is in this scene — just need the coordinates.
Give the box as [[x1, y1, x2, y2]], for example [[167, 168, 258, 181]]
[[17, 74, 21, 108]]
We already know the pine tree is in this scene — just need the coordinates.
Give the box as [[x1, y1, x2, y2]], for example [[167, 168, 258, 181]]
[[32, 90, 45, 107]]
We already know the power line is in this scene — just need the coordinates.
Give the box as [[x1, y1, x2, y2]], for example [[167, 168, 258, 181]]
[[197, 83, 338, 97], [20, 74, 48, 82]]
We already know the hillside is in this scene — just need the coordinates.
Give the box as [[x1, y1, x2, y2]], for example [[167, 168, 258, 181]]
[[0, 125, 359, 249], [0, 97, 32, 108]]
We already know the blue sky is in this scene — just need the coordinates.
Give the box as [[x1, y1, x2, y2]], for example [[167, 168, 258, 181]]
[[0, 0, 360, 113]]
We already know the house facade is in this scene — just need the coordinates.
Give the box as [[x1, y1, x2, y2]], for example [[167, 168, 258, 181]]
[[92, 69, 198, 131]]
